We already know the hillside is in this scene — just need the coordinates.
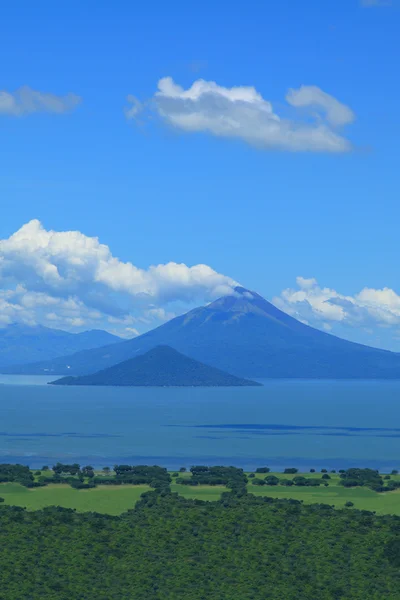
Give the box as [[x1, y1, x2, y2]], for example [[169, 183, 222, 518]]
[[50, 345, 261, 387], [0, 324, 120, 368], [6, 286, 400, 379]]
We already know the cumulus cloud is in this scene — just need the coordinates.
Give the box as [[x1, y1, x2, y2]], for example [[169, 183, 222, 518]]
[[0, 220, 236, 335], [0, 86, 81, 116], [126, 77, 355, 153], [273, 277, 400, 330]]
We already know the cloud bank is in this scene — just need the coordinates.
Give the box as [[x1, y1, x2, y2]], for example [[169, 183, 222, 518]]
[[2, 222, 399, 348], [0, 86, 81, 116], [274, 276, 400, 330], [0, 220, 236, 335], [126, 77, 355, 153]]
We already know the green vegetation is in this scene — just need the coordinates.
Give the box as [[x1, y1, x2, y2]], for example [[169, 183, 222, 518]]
[[250, 480, 400, 516], [175, 465, 248, 493], [339, 467, 400, 492], [0, 491, 399, 599], [1, 465, 399, 516], [0, 483, 150, 515], [0, 464, 400, 597], [171, 483, 225, 501]]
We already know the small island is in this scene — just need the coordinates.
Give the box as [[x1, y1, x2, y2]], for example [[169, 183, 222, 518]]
[[50, 345, 262, 387]]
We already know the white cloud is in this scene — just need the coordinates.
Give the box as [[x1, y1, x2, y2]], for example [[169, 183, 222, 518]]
[[0, 86, 81, 116], [126, 77, 355, 153], [145, 307, 176, 322], [274, 277, 400, 330], [0, 220, 236, 334], [286, 85, 354, 126]]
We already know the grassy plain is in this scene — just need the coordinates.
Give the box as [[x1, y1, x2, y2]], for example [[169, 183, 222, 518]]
[[0, 483, 150, 515], [249, 481, 400, 515], [0, 470, 399, 516]]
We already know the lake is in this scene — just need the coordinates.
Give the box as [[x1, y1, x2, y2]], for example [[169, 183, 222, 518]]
[[0, 375, 399, 471]]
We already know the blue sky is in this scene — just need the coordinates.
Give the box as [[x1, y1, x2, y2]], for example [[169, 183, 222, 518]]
[[1, 0, 399, 349]]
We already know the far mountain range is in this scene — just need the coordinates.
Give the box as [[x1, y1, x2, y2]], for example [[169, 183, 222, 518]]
[[0, 287, 400, 379], [2, 286, 400, 379], [0, 324, 120, 368]]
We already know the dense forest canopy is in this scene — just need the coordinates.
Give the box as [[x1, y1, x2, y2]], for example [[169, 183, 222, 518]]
[[0, 491, 399, 599]]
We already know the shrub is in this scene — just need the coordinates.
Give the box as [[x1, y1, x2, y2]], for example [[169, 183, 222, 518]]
[[265, 475, 279, 486], [293, 476, 308, 486], [280, 479, 293, 486]]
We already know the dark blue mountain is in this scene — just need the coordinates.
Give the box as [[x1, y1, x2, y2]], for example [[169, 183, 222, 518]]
[[50, 345, 261, 387], [0, 324, 120, 368], [5, 286, 400, 379]]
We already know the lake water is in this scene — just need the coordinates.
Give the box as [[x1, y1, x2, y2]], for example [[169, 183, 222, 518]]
[[0, 375, 399, 471]]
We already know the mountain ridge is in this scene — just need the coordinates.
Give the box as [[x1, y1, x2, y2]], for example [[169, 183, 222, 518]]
[[0, 324, 121, 368]]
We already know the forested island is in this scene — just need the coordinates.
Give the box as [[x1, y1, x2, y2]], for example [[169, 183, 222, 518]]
[[50, 345, 261, 387]]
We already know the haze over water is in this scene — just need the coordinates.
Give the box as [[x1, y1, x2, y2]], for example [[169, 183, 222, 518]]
[[0, 376, 399, 472]]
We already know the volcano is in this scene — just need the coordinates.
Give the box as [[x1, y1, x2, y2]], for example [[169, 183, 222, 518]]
[[5, 286, 400, 379]]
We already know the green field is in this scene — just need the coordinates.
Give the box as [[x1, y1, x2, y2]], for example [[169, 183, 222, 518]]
[[171, 483, 226, 501], [247, 472, 400, 515], [0, 480, 225, 514], [0, 483, 150, 515], [249, 481, 400, 515], [1, 470, 399, 516]]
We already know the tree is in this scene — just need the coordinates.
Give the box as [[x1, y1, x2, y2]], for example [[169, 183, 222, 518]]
[[255, 467, 270, 473], [265, 475, 279, 486], [252, 478, 266, 486], [82, 466, 95, 478], [284, 468, 298, 474], [179, 467, 187, 473], [322, 474, 331, 480], [293, 476, 308, 486], [103, 467, 111, 474], [280, 479, 293, 486], [310, 468, 315, 473]]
